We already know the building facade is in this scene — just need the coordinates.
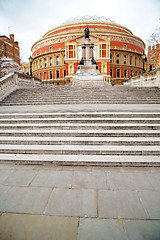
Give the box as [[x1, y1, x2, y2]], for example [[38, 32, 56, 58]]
[[0, 34, 20, 65], [147, 44, 160, 71], [31, 16, 145, 84], [20, 62, 30, 75]]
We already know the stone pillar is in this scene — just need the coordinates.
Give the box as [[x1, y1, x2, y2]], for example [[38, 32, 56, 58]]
[[86, 45, 90, 60], [90, 46, 94, 58], [82, 46, 86, 59]]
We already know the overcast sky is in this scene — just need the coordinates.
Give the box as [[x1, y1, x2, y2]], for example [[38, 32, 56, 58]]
[[0, 0, 159, 62]]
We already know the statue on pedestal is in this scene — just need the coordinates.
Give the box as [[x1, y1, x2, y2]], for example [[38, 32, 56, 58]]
[[84, 26, 89, 39]]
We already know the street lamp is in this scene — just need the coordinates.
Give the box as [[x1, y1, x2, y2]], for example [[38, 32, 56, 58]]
[[29, 55, 33, 76], [141, 52, 146, 74]]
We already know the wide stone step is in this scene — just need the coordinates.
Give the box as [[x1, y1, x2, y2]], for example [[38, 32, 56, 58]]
[[0, 112, 160, 119], [0, 123, 160, 130], [0, 129, 159, 137], [0, 153, 159, 166], [0, 117, 159, 124], [0, 144, 159, 155], [0, 136, 159, 145]]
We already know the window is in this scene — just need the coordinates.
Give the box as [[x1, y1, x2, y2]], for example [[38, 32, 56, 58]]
[[25, 68, 28, 74], [130, 56, 132, 65], [64, 70, 66, 77], [40, 60, 42, 68], [135, 71, 137, 76], [50, 57, 52, 66], [49, 46, 52, 51], [44, 58, 46, 67], [135, 57, 137, 66], [44, 72, 46, 80], [66, 45, 76, 59], [94, 45, 97, 59], [124, 69, 127, 78], [116, 54, 120, 64], [124, 44, 126, 49], [50, 71, 52, 79], [124, 55, 126, 65], [99, 44, 107, 58], [117, 69, 120, 78], [130, 70, 133, 77], [110, 68, 112, 77], [78, 46, 82, 59], [57, 56, 59, 65], [56, 70, 59, 79], [110, 54, 112, 63]]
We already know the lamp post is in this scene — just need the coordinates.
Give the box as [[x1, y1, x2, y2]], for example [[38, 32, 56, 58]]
[[141, 52, 146, 74], [29, 55, 33, 76]]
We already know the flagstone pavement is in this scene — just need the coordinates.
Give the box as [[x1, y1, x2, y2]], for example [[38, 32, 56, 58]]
[[0, 163, 160, 240]]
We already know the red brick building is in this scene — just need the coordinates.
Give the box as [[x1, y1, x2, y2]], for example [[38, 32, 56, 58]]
[[31, 16, 145, 84], [0, 34, 20, 65], [147, 44, 160, 71]]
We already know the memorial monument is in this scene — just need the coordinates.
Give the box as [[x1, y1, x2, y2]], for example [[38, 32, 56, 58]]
[[72, 27, 104, 85]]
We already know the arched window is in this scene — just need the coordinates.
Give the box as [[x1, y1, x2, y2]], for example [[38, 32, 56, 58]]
[[57, 56, 59, 65], [50, 57, 52, 66]]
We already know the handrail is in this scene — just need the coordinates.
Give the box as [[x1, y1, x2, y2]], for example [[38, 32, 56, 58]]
[[0, 72, 42, 102]]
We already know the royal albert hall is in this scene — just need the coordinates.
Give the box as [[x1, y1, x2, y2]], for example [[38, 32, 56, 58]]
[[31, 16, 145, 85]]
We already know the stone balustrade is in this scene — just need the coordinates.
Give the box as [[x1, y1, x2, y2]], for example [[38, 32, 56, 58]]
[[128, 69, 160, 88], [0, 72, 42, 101]]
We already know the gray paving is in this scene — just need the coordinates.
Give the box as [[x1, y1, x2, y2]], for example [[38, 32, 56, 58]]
[[44, 188, 95, 217], [78, 218, 127, 240], [0, 164, 160, 239]]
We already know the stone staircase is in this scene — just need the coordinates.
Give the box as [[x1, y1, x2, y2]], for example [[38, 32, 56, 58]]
[[0, 84, 160, 166], [0, 85, 160, 105]]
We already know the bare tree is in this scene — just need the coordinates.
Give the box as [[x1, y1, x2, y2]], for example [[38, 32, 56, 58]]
[[148, 18, 160, 46]]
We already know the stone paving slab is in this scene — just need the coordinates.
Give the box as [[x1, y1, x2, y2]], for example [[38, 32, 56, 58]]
[[78, 218, 127, 240], [138, 191, 160, 219], [31, 170, 73, 188], [108, 172, 154, 190], [98, 190, 148, 219], [3, 170, 37, 186], [0, 213, 78, 240], [72, 171, 109, 189], [0, 186, 52, 214], [44, 188, 95, 217], [0, 169, 13, 184], [124, 220, 160, 240], [146, 172, 160, 191]]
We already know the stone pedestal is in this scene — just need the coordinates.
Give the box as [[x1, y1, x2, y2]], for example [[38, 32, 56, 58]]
[[73, 38, 104, 86]]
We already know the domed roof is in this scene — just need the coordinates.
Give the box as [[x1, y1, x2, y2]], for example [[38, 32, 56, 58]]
[[61, 15, 114, 25]]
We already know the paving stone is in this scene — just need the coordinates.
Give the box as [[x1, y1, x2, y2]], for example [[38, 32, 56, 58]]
[[0, 186, 52, 214], [98, 190, 147, 219], [44, 188, 95, 217], [124, 220, 160, 240], [138, 191, 160, 219], [31, 170, 73, 188], [72, 171, 108, 189], [0, 169, 13, 184], [3, 170, 37, 186], [0, 213, 78, 240], [146, 172, 160, 191], [78, 218, 126, 240], [108, 172, 154, 190]]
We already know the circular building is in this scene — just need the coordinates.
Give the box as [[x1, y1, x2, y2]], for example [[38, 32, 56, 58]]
[[31, 15, 145, 85]]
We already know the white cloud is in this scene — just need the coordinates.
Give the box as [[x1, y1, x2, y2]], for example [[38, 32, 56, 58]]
[[0, 0, 159, 62]]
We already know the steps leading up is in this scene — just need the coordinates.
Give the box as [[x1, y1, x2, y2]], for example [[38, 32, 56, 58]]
[[0, 84, 159, 166], [0, 85, 160, 105]]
